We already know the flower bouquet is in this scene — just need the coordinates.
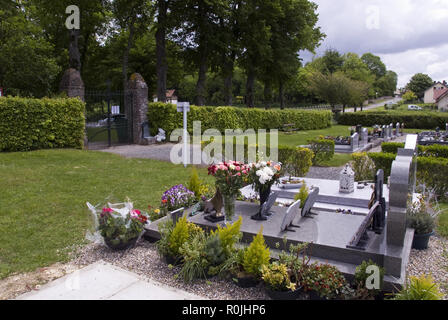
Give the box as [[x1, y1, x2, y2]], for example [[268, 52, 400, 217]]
[[86, 200, 149, 251], [248, 160, 282, 220], [208, 161, 250, 222]]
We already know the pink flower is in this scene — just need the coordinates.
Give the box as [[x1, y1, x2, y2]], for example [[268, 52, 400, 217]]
[[242, 170, 247, 174], [236, 172, 241, 176]]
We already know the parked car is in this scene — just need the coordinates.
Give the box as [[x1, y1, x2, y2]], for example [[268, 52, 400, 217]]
[[408, 105, 422, 111]]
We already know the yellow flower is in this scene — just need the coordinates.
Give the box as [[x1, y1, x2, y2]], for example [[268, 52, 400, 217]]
[[154, 209, 160, 214]]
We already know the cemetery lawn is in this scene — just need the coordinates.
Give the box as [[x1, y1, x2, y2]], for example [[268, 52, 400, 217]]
[[0, 149, 214, 279]]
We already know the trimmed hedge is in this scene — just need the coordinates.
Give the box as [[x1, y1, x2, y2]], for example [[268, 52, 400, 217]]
[[338, 111, 448, 129], [148, 103, 333, 136], [357, 152, 448, 198], [308, 138, 335, 165], [0, 97, 85, 152], [381, 142, 448, 159]]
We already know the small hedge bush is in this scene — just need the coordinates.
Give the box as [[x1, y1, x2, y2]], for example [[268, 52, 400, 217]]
[[148, 103, 333, 136], [0, 97, 85, 151], [361, 152, 448, 198], [338, 111, 448, 129], [382, 142, 448, 159], [307, 138, 335, 165]]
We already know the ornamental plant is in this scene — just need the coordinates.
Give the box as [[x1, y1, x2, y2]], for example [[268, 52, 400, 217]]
[[242, 227, 270, 278], [168, 216, 204, 258], [161, 184, 196, 212], [406, 196, 436, 235], [354, 260, 385, 292], [207, 161, 251, 197], [261, 263, 296, 292], [248, 160, 282, 193], [301, 263, 349, 299], [393, 274, 444, 300], [88, 200, 149, 249]]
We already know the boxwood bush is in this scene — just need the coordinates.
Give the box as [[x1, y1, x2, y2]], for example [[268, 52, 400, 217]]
[[356, 152, 448, 198], [382, 142, 448, 159], [307, 138, 335, 165], [0, 97, 85, 152], [148, 103, 333, 136], [338, 111, 448, 129]]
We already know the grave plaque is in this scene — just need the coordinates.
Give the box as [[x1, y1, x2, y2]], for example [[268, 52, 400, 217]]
[[301, 187, 319, 217], [280, 200, 301, 232], [361, 128, 368, 146], [261, 192, 279, 217], [171, 208, 185, 225], [350, 132, 359, 152]]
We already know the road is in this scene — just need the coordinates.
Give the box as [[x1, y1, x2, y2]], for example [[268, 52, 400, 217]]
[[344, 96, 401, 113]]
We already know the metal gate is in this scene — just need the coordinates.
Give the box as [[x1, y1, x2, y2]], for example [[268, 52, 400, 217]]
[[85, 89, 133, 149]]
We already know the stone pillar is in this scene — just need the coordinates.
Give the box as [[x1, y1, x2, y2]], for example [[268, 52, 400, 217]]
[[127, 73, 148, 145], [350, 132, 359, 152], [59, 68, 85, 101]]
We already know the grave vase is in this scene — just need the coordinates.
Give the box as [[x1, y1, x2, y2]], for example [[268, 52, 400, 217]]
[[259, 185, 272, 209], [223, 193, 237, 223]]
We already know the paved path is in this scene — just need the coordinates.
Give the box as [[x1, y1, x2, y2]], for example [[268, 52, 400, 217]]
[[16, 261, 205, 300], [344, 97, 401, 113]]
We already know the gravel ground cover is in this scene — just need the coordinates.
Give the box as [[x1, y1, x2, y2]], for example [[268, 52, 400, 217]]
[[2, 234, 446, 300]]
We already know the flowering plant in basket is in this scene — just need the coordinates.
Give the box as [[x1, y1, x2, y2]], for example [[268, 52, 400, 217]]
[[87, 200, 149, 250]]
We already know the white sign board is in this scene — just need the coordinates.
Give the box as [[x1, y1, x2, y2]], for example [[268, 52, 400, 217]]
[[111, 105, 120, 115], [177, 102, 190, 112]]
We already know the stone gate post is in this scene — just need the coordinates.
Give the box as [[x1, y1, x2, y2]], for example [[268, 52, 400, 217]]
[[127, 73, 149, 145]]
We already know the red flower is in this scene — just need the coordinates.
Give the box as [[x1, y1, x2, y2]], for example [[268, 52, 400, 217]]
[[162, 199, 168, 204]]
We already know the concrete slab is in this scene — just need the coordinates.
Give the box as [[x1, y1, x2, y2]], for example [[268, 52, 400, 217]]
[[16, 261, 204, 300]]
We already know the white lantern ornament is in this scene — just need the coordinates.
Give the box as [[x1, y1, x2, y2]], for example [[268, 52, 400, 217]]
[[339, 164, 355, 194]]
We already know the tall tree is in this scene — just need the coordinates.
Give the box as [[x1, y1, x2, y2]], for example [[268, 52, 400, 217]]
[[155, 0, 170, 102], [406, 73, 433, 99]]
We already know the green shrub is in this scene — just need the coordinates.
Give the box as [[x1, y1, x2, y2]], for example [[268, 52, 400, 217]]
[[278, 146, 314, 177], [0, 96, 85, 151], [210, 216, 243, 257], [243, 227, 270, 278], [294, 183, 309, 208], [367, 152, 396, 177], [261, 263, 296, 292], [338, 111, 448, 129], [168, 216, 203, 258], [354, 260, 385, 291], [307, 138, 335, 165], [351, 152, 376, 181], [178, 232, 209, 283], [188, 166, 202, 200], [366, 152, 448, 198], [148, 102, 332, 136], [393, 274, 444, 300], [382, 142, 448, 159]]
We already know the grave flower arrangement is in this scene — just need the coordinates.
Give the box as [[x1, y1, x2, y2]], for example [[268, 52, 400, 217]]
[[161, 184, 196, 212], [208, 161, 251, 221], [249, 160, 282, 194], [87, 200, 149, 250]]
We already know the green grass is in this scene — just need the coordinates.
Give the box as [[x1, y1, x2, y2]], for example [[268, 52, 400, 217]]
[[276, 125, 355, 147], [0, 149, 214, 279], [436, 202, 448, 238]]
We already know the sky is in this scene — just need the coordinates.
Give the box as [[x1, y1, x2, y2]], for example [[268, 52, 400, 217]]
[[301, 0, 448, 88]]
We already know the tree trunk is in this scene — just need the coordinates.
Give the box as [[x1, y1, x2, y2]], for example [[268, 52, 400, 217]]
[[123, 19, 136, 93], [279, 80, 285, 110], [195, 57, 207, 106], [223, 53, 235, 106], [264, 81, 272, 109], [156, 0, 168, 102], [343, 104, 346, 113], [246, 70, 255, 108]]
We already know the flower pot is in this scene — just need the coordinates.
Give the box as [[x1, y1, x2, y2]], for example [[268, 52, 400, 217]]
[[163, 254, 183, 266], [308, 290, 328, 300], [104, 236, 138, 251], [234, 275, 259, 288], [412, 231, 434, 250], [265, 287, 303, 300]]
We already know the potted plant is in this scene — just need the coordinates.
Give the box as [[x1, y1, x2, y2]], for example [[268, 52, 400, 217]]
[[300, 263, 349, 300], [261, 263, 299, 300], [161, 184, 197, 213], [233, 227, 270, 288], [406, 197, 436, 250], [87, 200, 149, 251], [208, 161, 250, 223]]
